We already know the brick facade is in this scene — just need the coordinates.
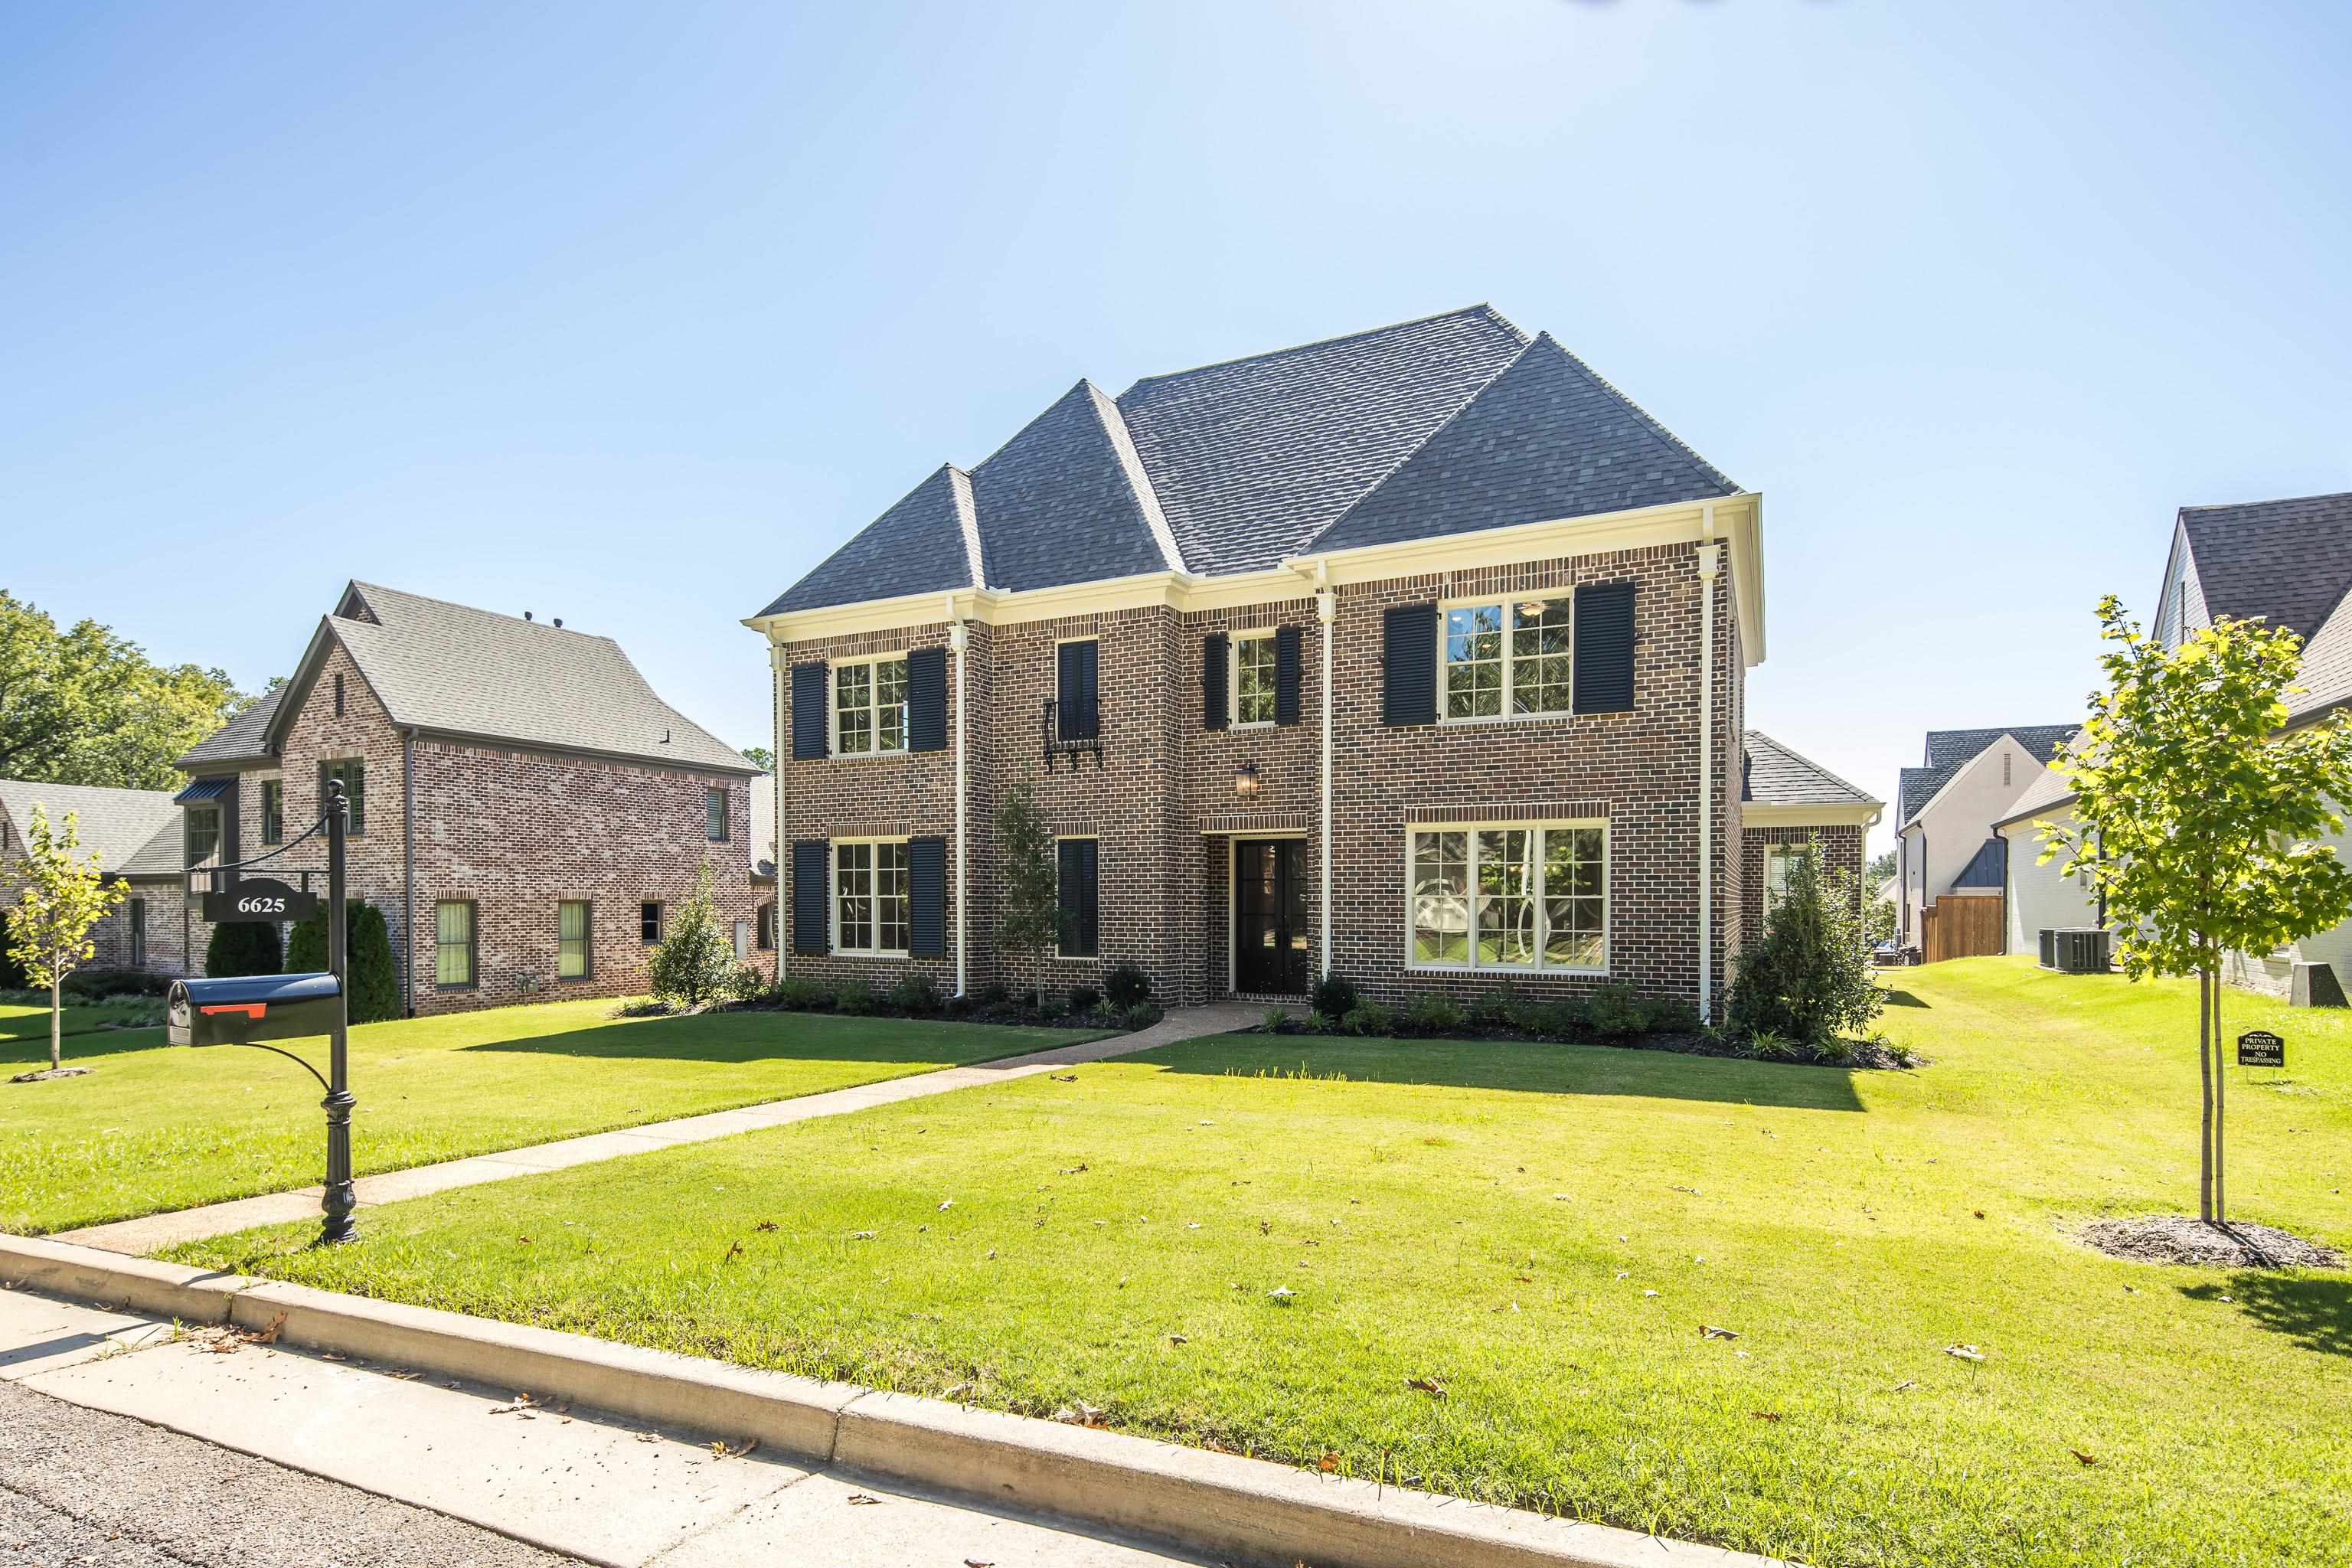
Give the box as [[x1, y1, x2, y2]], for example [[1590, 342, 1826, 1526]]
[[773, 538, 1750, 1012], [1738, 822, 1868, 951]]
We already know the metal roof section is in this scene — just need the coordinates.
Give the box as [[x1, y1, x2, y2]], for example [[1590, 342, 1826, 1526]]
[[1951, 836, 2007, 890]]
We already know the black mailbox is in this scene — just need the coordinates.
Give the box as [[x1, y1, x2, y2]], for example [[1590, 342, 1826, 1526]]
[[167, 973, 342, 1047]]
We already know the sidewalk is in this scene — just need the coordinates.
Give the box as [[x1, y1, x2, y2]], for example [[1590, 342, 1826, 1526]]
[[61, 1001, 1270, 1255], [0, 1282, 1198, 1567]]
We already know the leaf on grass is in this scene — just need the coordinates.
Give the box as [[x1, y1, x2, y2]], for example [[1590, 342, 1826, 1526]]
[[1890, 1379, 1916, 1392], [722, 1241, 744, 1263], [1945, 1344, 1986, 1362], [1405, 1377, 1447, 1399], [518, 1236, 532, 1246], [1266, 1286, 1297, 1302], [1670, 1184, 1701, 1195], [755, 1220, 779, 1233], [1751, 1410, 1783, 1423], [1170, 1334, 1189, 1346], [1515, 1273, 1533, 1283], [848, 1230, 876, 1241], [1974, 1210, 1985, 1220], [1700, 1325, 1740, 1340], [1490, 1302, 1520, 1313], [1050, 1073, 1078, 1083], [846, 1492, 885, 1505], [2069, 1449, 2098, 1466], [938, 1200, 955, 1211], [1051, 1402, 1107, 1427], [1318, 1452, 1339, 1473], [1643, 1289, 1660, 1298]]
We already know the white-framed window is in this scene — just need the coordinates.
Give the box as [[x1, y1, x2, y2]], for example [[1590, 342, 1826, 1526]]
[[1407, 820, 1607, 973], [1231, 630, 1279, 728], [832, 654, 909, 756], [834, 838, 910, 955], [1440, 596, 1573, 722], [1764, 843, 1811, 918]]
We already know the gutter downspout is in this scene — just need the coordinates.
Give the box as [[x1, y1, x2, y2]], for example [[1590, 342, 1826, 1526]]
[[1993, 822, 2008, 956], [402, 727, 416, 1016], [769, 642, 788, 982], [1696, 512, 1721, 1024], [1317, 574, 1336, 980], [950, 612, 970, 997]]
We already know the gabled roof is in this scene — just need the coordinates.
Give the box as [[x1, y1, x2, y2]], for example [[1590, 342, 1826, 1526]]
[[181, 583, 757, 777], [1991, 760, 2078, 829], [1742, 730, 1877, 808], [760, 466, 980, 617], [2177, 491, 2352, 641], [180, 688, 283, 767], [1951, 837, 2007, 890], [0, 779, 180, 877], [756, 305, 1744, 614], [1897, 724, 2080, 825]]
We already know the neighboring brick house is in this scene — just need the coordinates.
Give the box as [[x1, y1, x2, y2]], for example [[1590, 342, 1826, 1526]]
[[168, 583, 773, 1014], [1736, 731, 1882, 944], [0, 779, 184, 975], [746, 305, 1780, 1016]]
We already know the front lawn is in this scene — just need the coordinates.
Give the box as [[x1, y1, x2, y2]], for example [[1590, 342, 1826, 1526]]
[[174, 959, 2352, 1568], [2, 998, 1096, 1235], [0, 995, 167, 1042]]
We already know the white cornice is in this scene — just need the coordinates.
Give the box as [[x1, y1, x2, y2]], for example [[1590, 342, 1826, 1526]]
[[1743, 802, 1883, 829], [746, 494, 1768, 663]]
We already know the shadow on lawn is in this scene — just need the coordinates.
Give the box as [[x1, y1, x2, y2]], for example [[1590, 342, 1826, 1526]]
[[1880, 989, 1930, 1009], [0, 1023, 171, 1064], [1148, 1036, 1867, 1112], [459, 1011, 1068, 1069], [2184, 1273, 2352, 1358]]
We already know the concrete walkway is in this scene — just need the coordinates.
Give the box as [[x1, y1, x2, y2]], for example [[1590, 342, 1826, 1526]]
[[61, 1001, 1271, 1255], [0, 1283, 1201, 1566]]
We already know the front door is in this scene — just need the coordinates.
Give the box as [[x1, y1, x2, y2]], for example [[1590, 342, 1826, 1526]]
[[1234, 838, 1308, 995]]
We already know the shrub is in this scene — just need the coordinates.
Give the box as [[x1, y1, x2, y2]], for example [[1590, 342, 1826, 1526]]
[[1067, 983, 1102, 1015], [1104, 962, 1152, 1008], [1121, 1001, 1161, 1031], [60, 968, 172, 999], [1521, 1001, 1584, 1039], [978, 982, 1010, 1007], [1467, 982, 1518, 1029], [1037, 995, 1068, 1021], [1585, 982, 1649, 1040], [1815, 1035, 1857, 1066], [205, 921, 283, 978], [835, 979, 875, 1015], [776, 975, 830, 1010], [0, 912, 22, 989], [1312, 971, 1358, 1019], [1726, 835, 1883, 1046], [1746, 1028, 1798, 1060], [890, 970, 942, 1014], [1406, 991, 1462, 1035], [1260, 1005, 1290, 1032], [1642, 997, 1704, 1036], [1302, 1008, 1335, 1033], [1341, 1001, 1396, 1037], [648, 861, 734, 1008], [728, 962, 767, 1004], [283, 900, 400, 1022]]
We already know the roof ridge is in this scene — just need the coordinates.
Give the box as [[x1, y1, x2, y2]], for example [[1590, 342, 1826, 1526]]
[[943, 464, 985, 590], [346, 581, 609, 639], [1083, 381, 1186, 574], [0, 776, 178, 801], [2180, 488, 2352, 514], [1535, 333, 1741, 495], [1119, 304, 1524, 395]]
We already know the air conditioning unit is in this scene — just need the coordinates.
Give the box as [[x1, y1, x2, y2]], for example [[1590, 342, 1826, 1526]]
[[2040, 928, 2110, 974]]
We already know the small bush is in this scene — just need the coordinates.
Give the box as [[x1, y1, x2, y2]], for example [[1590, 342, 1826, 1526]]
[[978, 982, 1010, 1007], [728, 963, 767, 1004], [1312, 971, 1358, 1018], [890, 970, 941, 1014], [1524, 1001, 1586, 1039], [1815, 1035, 1857, 1066], [1406, 991, 1462, 1034], [776, 975, 830, 1010], [205, 921, 282, 979], [1037, 995, 1067, 1021], [1341, 1001, 1396, 1037], [1585, 982, 1648, 1040], [1302, 1008, 1334, 1033], [1260, 1005, 1290, 1032], [1467, 983, 1518, 1028], [1642, 997, 1704, 1036], [835, 979, 875, 1015], [1067, 983, 1102, 1015], [1746, 1028, 1798, 1060], [1103, 962, 1152, 1008], [62, 968, 172, 999], [1727, 835, 1883, 1046]]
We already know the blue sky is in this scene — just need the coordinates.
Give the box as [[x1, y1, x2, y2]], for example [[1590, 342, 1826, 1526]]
[[5, 1, 2347, 851]]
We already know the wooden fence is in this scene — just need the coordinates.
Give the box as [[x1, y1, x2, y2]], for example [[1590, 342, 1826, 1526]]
[[1922, 893, 2004, 963]]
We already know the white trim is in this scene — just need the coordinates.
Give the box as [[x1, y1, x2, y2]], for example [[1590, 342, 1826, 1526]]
[[1435, 592, 1573, 726], [1743, 802, 1882, 828], [1402, 818, 1610, 977], [828, 652, 910, 758], [946, 468, 985, 590], [769, 644, 788, 980], [1697, 530, 1718, 1024], [829, 835, 912, 957], [1316, 585, 1335, 981], [1229, 627, 1279, 730], [949, 616, 968, 996]]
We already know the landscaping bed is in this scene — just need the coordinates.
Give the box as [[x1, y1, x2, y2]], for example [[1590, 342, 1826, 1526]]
[[730, 959, 1167, 1034], [172, 959, 2352, 1568]]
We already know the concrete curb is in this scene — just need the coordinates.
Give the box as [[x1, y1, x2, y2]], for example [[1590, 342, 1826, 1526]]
[[2, 1233, 1790, 1568]]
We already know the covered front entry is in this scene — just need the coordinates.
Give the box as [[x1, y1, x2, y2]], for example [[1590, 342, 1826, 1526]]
[[1233, 838, 1309, 995]]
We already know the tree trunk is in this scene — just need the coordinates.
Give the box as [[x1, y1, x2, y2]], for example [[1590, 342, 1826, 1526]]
[[2197, 962, 2213, 1223], [49, 975, 62, 1073], [2213, 961, 2226, 1227]]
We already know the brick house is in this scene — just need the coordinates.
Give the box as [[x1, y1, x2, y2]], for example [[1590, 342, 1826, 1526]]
[[749, 306, 1863, 1015], [165, 583, 773, 1013], [0, 779, 185, 975], [1736, 731, 1883, 944]]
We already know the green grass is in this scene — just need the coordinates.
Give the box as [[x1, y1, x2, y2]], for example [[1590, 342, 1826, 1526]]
[[170, 959, 2352, 1567], [0, 996, 168, 1041], [3, 998, 1096, 1234]]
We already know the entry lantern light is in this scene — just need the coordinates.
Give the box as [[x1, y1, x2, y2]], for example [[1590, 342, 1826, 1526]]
[[1234, 762, 1261, 797]]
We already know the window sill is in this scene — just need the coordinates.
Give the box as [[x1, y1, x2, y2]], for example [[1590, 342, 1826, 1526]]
[[436, 982, 478, 992], [1436, 710, 1577, 729], [1052, 952, 1102, 963], [1229, 720, 1276, 733], [827, 749, 911, 763], [1405, 961, 1610, 978], [557, 975, 593, 985], [836, 949, 910, 959]]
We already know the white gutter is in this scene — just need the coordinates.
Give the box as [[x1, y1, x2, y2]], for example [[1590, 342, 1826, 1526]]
[[1697, 505, 1721, 1024], [769, 642, 787, 981], [950, 612, 970, 997], [1316, 580, 1337, 978]]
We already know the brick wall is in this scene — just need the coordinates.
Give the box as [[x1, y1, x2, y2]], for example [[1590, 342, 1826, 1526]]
[[1738, 823, 1868, 949]]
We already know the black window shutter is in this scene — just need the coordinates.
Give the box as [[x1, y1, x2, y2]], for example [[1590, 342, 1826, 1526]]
[[1057, 839, 1098, 956], [906, 647, 947, 753], [1573, 582, 1638, 714], [1274, 626, 1302, 725], [1382, 604, 1437, 726], [1202, 633, 1229, 730], [1057, 640, 1099, 740], [791, 841, 829, 955], [790, 664, 829, 760], [908, 835, 946, 956]]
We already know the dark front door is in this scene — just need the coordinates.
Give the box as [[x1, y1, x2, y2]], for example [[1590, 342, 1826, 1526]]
[[1234, 838, 1308, 995]]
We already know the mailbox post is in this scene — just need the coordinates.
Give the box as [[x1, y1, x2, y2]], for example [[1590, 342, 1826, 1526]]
[[322, 782, 356, 1243]]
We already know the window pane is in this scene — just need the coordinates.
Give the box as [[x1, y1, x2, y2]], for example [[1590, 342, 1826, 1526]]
[[436, 902, 473, 986], [1473, 829, 1537, 965], [836, 843, 873, 950], [1411, 831, 1470, 963], [875, 658, 907, 752], [641, 902, 662, 942], [836, 664, 871, 754], [186, 806, 220, 866], [877, 841, 910, 952], [1236, 636, 1278, 724], [1539, 827, 1607, 969], [557, 901, 589, 978], [1443, 606, 1504, 720]]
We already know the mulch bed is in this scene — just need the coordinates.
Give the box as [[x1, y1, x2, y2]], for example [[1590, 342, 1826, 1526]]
[[1260, 1021, 1916, 1071], [2081, 1214, 2344, 1270]]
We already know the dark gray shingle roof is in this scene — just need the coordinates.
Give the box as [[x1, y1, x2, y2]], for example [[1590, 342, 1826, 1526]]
[[1311, 333, 1740, 554], [2178, 491, 2352, 641], [1741, 731, 1877, 808], [0, 779, 180, 877], [755, 305, 1740, 614], [1897, 724, 2080, 825], [180, 688, 283, 766], [760, 466, 979, 616]]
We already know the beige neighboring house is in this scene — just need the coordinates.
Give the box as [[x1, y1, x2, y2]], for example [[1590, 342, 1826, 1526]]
[[0, 779, 185, 977], [1891, 724, 2079, 960]]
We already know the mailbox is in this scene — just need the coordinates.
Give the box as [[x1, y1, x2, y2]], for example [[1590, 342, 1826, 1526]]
[[167, 973, 342, 1047]]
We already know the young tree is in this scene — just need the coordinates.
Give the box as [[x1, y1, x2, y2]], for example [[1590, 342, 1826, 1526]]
[[2043, 596, 2352, 1225], [996, 779, 1057, 1007], [649, 860, 734, 1008], [4, 805, 126, 1076], [1726, 835, 1883, 1045]]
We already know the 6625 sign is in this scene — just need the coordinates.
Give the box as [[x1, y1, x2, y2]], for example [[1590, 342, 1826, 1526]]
[[201, 877, 321, 924]]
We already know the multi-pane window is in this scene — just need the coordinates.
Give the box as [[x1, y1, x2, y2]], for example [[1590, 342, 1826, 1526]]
[[1442, 597, 1572, 720], [1233, 633, 1278, 727], [1410, 822, 1606, 972], [322, 760, 366, 835], [835, 840, 910, 954], [557, 900, 592, 980], [436, 901, 476, 988], [1764, 844, 1811, 918], [260, 780, 284, 845], [706, 786, 730, 841], [834, 656, 908, 756], [185, 804, 220, 867], [640, 901, 663, 943]]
